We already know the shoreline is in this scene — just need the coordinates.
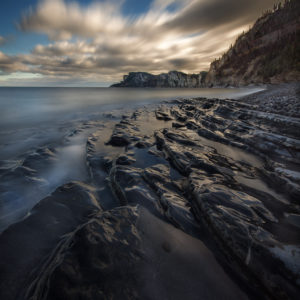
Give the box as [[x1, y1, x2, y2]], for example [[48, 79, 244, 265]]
[[0, 83, 299, 299]]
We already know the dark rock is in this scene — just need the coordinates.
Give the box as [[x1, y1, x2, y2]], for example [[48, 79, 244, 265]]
[[116, 154, 136, 165], [0, 182, 101, 300], [106, 119, 140, 146], [28, 206, 249, 300], [40, 206, 142, 300], [109, 164, 158, 209], [172, 122, 186, 128], [155, 109, 173, 121], [107, 135, 132, 146], [111, 71, 207, 88], [134, 141, 152, 148], [1, 86, 300, 300], [190, 175, 299, 299]]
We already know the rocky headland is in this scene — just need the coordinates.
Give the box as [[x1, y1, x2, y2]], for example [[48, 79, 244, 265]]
[[0, 83, 299, 299], [110, 71, 207, 88]]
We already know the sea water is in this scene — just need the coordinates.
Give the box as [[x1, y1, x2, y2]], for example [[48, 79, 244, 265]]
[[0, 87, 262, 230]]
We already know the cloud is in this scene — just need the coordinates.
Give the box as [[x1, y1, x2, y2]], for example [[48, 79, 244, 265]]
[[164, 0, 278, 33], [0, 52, 28, 73], [19, 0, 127, 40], [1, 0, 279, 84], [0, 36, 7, 46]]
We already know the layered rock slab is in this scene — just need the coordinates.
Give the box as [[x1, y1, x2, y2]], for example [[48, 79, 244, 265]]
[[0, 90, 299, 300], [35, 206, 249, 300], [154, 98, 300, 299], [0, 182, 100, 300]]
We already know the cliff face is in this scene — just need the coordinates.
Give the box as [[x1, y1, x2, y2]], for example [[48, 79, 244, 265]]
[[205, 0, 300, 86], [111, 71, 207, 88]]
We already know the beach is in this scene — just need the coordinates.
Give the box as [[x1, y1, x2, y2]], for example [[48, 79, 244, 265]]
[[0, 83, 299, 299]]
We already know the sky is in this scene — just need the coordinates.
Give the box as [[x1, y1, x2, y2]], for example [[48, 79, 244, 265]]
[[0, 0, 278, 86]]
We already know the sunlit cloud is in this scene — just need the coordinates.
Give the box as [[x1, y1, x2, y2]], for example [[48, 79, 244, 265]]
[[19, 0, 127, 40], [1, 0, 278, 85], [0, 51, 29, 73]]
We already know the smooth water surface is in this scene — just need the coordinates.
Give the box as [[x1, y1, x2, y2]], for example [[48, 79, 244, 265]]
[[0, 87, 262, 158], [0, 87, 262, 230]]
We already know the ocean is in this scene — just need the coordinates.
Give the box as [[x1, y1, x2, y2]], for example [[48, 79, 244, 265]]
[[0, 87, 262, 230]]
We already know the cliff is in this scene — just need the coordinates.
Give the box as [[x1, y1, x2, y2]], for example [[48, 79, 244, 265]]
[[205, 0, 300, 86], [110, 71, 207, 88]]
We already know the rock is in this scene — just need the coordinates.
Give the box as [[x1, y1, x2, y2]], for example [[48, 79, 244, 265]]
[[106, 118, 140, 146], [134, 141, 152, 148], [190, 174, 299, 299], [172, 122, 186, 128], [116, 153, 136, 165], [142, 164, 198, 234], [27, 206, 249, 300], [111, 71, 207, 88], [109, 164, 159, 209], [0, 182, 101, 300], [1, 85, 300, 300], [155, 109, 173, 121], [33, 206, 142, 300], [22, 147, 57, 171], [155, 128, 222, 175]]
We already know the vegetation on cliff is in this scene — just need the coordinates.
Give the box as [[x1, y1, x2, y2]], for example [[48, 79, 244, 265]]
[[205, 0, 300, 86]]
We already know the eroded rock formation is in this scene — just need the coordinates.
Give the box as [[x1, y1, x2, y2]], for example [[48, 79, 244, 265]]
[[111, 71, 207, 88], [0, 88, 299, 299]]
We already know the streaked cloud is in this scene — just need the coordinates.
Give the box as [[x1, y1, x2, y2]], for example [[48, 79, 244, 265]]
[[1, 0, 278, 85], [19, 0, 127, 40], [0, 51, 29, 73], [0, 36, 8, 46], [164, 0, 278, 32]]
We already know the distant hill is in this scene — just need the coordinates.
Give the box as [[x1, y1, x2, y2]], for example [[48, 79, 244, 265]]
[[110, 71, 207, 88], [205, 0, 300, 86]]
